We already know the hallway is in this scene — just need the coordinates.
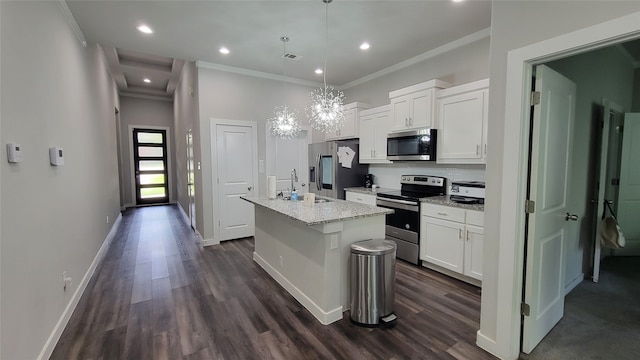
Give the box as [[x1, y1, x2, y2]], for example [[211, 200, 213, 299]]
[[50, 205, 495, 359]]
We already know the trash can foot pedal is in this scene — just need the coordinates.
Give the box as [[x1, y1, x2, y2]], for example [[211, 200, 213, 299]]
[[380, 313, 397, 328]]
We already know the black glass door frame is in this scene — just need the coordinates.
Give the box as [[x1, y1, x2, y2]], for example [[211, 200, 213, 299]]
[[133, 128, 169, 205]]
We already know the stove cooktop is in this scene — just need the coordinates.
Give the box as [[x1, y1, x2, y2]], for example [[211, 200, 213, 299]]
[[376, 175, 446, 202]]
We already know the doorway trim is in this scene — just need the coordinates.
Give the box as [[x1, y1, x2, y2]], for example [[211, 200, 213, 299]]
[[209, 118, 258, 244], [128, 125, 173, 206], [486, 11, 640, 360]]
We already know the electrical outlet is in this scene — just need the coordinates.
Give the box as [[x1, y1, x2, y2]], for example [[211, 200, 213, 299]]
[[63, 271, 72, 292], [279, 256, 283, 267]]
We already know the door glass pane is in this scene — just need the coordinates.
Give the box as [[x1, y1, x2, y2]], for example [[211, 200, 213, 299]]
[[138, 146, 163, 157], [140, 187, 166, 199], [140, 174, 165, 185], [137, 132, 163, 144], [139, 160, 164, 171]]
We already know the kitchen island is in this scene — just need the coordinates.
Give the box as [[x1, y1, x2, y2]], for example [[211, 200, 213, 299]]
[[241, 196, 392, 325]]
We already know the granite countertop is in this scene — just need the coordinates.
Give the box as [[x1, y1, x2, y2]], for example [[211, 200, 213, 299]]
[[420, 195, 485, 211], [344, 187, 397, 196], [241, 195, 393, 226]]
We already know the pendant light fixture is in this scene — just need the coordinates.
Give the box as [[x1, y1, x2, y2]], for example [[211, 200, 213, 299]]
[[268, 36, 301, 139], [307, 0, 346, 133]]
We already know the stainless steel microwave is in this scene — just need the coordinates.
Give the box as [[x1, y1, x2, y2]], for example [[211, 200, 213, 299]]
[[387, 128, 437, 161]]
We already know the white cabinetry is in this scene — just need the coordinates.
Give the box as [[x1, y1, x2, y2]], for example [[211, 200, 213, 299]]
[[359, 105, 392, 164], [420, 203, 484, 283], [389, 79, 451, 131], [436, 79, 489, 164], [345, 191, 377, 206], [325, 102, 371, 141]]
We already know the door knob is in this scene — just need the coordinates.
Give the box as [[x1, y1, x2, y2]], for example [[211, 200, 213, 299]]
[[565, 213, 578, 221], [248, 186, 253, 191], [301, 183, 306, 187]]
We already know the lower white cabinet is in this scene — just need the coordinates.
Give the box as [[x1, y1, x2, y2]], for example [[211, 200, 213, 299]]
[[345, 191, 377, 206], [420, 203, 484, 282]]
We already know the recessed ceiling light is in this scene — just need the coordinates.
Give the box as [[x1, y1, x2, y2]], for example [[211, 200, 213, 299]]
[[315, 68, 323, 75], [360, 42, 370, 50], [219, 47, 230, 55], [143, 78, 151, 83], [452, 0, 464, 2], [137, 25, 153, 34]]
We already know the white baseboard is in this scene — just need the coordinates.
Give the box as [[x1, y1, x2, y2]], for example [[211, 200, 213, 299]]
[[177, 202, 190, 224], [476, 330, 499, 358], [37, 213, 123, 360], [202, 238, 219, 246], [253, 252, 343, 325], [564, 273, 584, 296]]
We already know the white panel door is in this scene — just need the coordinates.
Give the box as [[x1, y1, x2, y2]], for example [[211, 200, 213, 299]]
[[216, 124, 256, 241], [522, 65, 576, 354], [616, 113, 640, 255], [273, 130, 309, 195]]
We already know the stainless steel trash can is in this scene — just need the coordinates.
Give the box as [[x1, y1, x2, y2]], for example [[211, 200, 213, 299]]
[[350, 239, 397, 328]]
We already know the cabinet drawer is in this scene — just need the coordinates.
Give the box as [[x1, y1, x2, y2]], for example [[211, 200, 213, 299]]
[[345, 191, 376, 206], [466, 210, 484, 227], [421, 203, 465, 223]]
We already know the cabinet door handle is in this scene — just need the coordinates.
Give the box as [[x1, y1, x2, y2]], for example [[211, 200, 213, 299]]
[[437, 212, 448, 216], [466, 230, 470, 241], [484, 144, 487, 155], [476, 144, 480, 155], [459, 228, 462, 239]]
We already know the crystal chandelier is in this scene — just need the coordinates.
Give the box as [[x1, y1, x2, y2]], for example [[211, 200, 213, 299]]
[[307, 0, 346, 133], [268, 36, 301, 139]]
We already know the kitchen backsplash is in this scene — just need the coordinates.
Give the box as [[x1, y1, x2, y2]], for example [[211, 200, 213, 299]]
[[368, 163, 485, 193]]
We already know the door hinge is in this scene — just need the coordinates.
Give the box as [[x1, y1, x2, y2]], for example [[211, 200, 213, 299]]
[[530, 91, 541, 106], [525, 200, 535, 214], [521, 302, 531, 316]]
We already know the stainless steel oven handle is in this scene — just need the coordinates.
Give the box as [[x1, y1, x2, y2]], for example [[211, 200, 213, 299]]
[[376, 198, 419, 212]]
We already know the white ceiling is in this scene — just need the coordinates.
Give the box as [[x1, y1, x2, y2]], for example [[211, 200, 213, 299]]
[[65, 0, 492, 99]]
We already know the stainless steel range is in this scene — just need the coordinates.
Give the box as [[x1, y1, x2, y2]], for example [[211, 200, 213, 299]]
[[376, 175, 446, 265]]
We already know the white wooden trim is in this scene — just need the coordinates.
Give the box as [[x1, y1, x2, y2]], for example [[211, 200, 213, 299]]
[[120, 92, 173, 102], [487, 10, 640, 360], [341, 28, 490, 90], [253, 252, 343, 325], [37, 213, 123, 360], [564, 273, 584, 296], [209, 118, 259, 243], [196, 61, 323, 88], [55, 0, 87, 47], [127, 125, 174, 206]]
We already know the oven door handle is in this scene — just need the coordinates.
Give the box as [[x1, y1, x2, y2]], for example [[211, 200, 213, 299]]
[[376, 198, 419, 212]]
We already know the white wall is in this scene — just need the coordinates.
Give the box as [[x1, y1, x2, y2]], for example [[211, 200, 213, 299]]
[[196, 66, 315, 242], [483, 1, 640, 359], [0, 2, 121, 359], [633, 68, 640, 112], [119, 96, 175, 207], [546, 46, 635, 290], [173, 62, 199, 228]]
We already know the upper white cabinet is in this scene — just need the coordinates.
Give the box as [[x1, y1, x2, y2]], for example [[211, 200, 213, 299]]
[[359, 105, 392, 164], [325, 102, 371, 141], [389, 79, 452, 131], [436, 79, 489, 164]]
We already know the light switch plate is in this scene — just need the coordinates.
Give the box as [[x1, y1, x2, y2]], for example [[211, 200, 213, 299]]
[[6, 143, 22, 163], [49, 147, 64, 166]]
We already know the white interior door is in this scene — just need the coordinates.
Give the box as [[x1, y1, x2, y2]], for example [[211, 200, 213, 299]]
[[216, 123, 257, 241], [186, 129, 196, 230], [522, 65, 576, 354], [616, 113, 640, 255], [266, 128, 310, 195]]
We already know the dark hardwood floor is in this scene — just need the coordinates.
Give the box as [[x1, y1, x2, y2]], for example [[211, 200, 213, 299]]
[[51, 205, 496, 360]]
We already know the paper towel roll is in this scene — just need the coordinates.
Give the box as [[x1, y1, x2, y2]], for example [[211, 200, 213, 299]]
[[267, 175, 277, 199]]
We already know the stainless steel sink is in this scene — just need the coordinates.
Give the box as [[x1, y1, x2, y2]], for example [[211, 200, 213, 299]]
[[314, 198, 332, 203]]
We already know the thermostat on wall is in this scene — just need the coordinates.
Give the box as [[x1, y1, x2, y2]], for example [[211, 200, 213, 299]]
[[7, 143, 23, 163], [49, 147, 64, 166]]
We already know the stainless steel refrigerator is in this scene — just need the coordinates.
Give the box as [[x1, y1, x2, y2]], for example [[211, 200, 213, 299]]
[[308, 140, 369, 200]]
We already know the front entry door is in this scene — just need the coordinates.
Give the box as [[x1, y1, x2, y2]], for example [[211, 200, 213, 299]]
[[522, 65, 577, 353], [133, 128, 169, 205], [216, 123, 256, 241]]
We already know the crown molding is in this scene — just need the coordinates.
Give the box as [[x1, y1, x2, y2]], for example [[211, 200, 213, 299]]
[[338, 27, 491, 90], [196, 61, 323, 88], [57, 0, 87, 47], [120, 92, 173, 102]]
